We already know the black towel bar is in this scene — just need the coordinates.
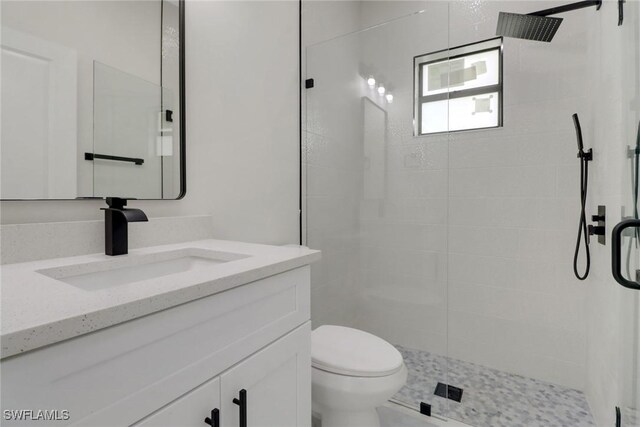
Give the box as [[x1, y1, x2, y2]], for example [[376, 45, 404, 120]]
[[84, 152, 144, 165]]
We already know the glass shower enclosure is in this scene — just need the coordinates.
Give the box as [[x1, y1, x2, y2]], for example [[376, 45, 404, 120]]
[[303, 1, 640, 426]]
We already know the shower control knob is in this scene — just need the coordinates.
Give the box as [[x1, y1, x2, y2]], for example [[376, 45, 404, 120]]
[[588, 225, 605, 236], [590, 205, 607, 245]]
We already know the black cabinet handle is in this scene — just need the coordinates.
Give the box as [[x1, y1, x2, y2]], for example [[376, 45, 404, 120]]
[[612, 219, 640, 290], [204, 408, 219, 427], [233, 389, 247, 427]]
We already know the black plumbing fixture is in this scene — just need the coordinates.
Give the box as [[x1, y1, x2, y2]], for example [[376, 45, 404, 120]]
[[101, 197, 148, 256], [496, 0, 602, 42], [589, 206, 606, 245], [572, 113, 594, 280]]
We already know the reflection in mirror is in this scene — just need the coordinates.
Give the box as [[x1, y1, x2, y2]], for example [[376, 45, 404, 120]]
[[93, 62, 172, 199], [1, 26, 78, 199], [362, 97, 387, 204], [0, 0, 183, 200]]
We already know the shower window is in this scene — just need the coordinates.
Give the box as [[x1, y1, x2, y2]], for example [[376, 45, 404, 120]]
[[414, 37, 503, 135]]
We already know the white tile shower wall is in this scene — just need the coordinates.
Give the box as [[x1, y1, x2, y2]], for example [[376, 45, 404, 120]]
[[1, 1, 300, 249], [444, 0, 590, 390], [305, 0, 592, 391], [354, 0, 590, 390]]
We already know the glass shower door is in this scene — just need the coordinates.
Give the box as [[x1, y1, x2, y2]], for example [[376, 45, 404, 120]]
[[616, 0, 640, 425], [303, 4, 452, 416]]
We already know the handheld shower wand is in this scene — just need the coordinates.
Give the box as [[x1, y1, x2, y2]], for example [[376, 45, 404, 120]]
[[573, 113, 593, 280], [573, 113, 585, 152]]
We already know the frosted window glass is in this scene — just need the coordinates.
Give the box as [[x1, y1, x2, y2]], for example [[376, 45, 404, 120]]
[[448, 92, 499, 131], [422, 49, 499, 97], [421, 92, 499, 134], [421, 100, 449, 134]]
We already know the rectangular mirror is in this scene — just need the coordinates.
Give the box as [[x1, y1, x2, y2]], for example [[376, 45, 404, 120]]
[[0, 0, 185, 200]]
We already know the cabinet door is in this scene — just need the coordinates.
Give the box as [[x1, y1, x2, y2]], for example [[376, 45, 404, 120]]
[[133, 376, 220, 427], [221, 322, 311, 427]]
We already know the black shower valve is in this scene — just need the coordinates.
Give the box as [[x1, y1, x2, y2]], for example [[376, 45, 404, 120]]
[[588, 225, 605, 236], [589, 205, 607, 245]]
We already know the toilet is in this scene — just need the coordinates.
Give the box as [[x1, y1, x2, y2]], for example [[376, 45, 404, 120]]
[[311, 325, 407, 427]]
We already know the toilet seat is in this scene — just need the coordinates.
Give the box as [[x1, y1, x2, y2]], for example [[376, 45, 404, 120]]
[[311, 325, 403, 377]]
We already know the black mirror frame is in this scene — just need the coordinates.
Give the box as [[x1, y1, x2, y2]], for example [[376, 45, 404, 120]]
[[176, 0, 186, 200]]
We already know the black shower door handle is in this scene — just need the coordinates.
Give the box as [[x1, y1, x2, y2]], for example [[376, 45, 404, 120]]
[[233, 389, 247, 427], [612, 219, 640, 290]]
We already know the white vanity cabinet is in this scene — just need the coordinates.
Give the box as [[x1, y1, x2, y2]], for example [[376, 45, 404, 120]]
[[134, 324, 310, 427], [1, 265, 312, 427], [219, 324, 310, 427], [134, 377, 221, 426]]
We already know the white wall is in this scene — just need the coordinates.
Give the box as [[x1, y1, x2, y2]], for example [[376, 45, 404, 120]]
[[1, 0, 300, 247], [1, 27, 78, 199]]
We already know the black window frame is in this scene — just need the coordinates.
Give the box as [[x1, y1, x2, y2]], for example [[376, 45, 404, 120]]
[[414, 37, 504, 136]]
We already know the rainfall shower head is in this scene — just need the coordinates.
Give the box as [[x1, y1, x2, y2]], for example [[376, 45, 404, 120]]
[[496, 13, 563, 42], [496, 0, 602, 42]]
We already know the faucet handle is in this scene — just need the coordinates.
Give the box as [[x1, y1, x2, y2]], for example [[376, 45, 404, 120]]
[[102, 197, 148, 223], [105, 197, 127, 210]]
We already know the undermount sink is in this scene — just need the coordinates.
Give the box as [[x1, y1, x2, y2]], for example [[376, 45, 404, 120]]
[[36, 248, 250, 291]]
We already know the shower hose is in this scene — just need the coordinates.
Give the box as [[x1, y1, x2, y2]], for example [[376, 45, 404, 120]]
[[573, 153, 590, 280], [573, 123, 591, 281]]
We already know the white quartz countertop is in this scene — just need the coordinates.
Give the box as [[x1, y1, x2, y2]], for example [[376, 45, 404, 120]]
[[0, 239, 320, 359]]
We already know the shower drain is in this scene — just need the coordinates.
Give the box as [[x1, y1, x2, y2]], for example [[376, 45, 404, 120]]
[[434, 382, 464, 403]]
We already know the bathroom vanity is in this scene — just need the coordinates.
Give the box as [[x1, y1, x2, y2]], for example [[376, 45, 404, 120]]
[[0, 240, 320, 426]]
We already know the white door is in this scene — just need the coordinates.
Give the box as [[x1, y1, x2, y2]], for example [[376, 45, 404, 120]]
[[221, 323, 311, 427], [1, 27, 77, 199], [133, 376, 221, 427]]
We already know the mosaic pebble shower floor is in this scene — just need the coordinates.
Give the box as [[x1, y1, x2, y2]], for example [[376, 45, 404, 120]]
[[393, 346, 596, 427]]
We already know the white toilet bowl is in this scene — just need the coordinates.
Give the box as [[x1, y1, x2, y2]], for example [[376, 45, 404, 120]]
[[311, 325, 407, 427]]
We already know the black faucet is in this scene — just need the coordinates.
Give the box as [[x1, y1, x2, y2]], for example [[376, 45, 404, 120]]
[[101, 197, 148, 256]]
